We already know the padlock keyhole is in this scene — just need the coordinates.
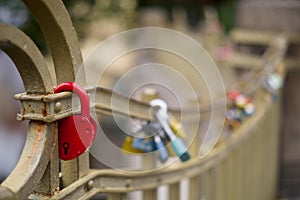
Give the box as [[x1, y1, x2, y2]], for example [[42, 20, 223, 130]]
[[63, 142, 70, 155]]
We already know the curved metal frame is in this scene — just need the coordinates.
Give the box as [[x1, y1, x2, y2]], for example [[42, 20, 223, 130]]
[[0, 0, 85, 198], [0, 23, 53, 94], [1, 122, 56, 200], [23, 0, 85, 85], [0, 23, 55, 199]]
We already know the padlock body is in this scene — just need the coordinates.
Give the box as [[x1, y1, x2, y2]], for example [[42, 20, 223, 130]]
[[58, 115, 96, 160], [132, 138, 155, 152]]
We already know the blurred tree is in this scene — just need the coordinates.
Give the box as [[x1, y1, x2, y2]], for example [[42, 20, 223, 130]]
[[137, 0, 237, 32], [0, 0, 48, 53], [0, 0, 100, 53]]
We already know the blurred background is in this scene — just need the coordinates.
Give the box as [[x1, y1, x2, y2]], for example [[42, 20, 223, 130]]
[[0, 0, 299, 199]]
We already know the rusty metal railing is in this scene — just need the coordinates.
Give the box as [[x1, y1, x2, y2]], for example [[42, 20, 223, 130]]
[[0, 1, 293, 199]]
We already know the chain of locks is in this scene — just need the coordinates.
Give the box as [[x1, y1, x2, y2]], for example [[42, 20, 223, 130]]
[[121, 72, 283, 162], [226, 72, 283, 129], [54, 71, 282, 161], [122, 99, 190, 163]]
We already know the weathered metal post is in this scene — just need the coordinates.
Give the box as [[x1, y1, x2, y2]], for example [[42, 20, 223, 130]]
[[0, 0, 88, 198], [0, 23, 55, 199], [23, 0, 88, 190]]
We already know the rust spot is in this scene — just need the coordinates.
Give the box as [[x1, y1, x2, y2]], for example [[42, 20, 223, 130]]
[[28, 104, 31, 107], [23, 122, 46, 173], [49, 123, 58, 160], [36, 123, 44, 133], [31, 109, 35, 114], [41, 107, 47, 117], [32, 191, 53, 197], [44, 102, 48, 117]]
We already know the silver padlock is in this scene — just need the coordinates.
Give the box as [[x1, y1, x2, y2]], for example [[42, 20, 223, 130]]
[[150, 99, 190, 162]]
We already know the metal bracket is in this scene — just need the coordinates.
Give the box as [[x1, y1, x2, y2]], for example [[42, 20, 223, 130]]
[[15, 86, 206, 123], [14, 86, 160, 123], [15, 91, 75, 123]]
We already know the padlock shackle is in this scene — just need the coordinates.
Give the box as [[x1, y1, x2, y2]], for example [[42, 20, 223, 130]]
[[54, 82, 90, 118]]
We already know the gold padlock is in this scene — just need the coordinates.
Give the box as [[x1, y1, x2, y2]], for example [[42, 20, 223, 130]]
[[225, 118, 241, 130], [169, 116, 186, 139], [122, 136, 145, 154]]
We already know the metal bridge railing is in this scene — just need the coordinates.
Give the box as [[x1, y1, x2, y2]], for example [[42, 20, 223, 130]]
[[0, 0, 293, 199]]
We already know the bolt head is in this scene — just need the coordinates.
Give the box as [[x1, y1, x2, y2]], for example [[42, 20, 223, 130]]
[[54, 102, 62, 113], [85, 180, 94, 191]]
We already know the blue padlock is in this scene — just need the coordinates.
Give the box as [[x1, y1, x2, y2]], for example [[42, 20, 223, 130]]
[[154, 134, 169, 163], [132, 138, 155, 153], [226, 109, 244, 122]]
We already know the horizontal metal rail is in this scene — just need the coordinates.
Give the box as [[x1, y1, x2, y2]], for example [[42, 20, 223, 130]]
[[15, 85, 224, 123], [230, 29, 300, 45]]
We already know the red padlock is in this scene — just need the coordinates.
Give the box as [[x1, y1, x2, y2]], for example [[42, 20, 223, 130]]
[[54, 82, 97, 160]]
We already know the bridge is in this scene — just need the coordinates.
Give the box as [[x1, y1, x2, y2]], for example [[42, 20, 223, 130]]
[[0, 1, 299, 199]]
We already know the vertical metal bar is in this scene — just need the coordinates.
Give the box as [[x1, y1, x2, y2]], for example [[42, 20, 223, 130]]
[[142, 156, 157, 200], [23, 0, 89, 189], [169, 183, 180, 200], [268, 102, 276, 200], [202, 168, 213, 200], [250, 117, 264, 200], [252, 123, 262, 200], [259, 116, 268, 200], [214, 164, 222, 200], [246, 129, 255, 200], [189, 177, 200, 200], [263, 100, 273, 200], [79, 153, 90, 178], [274, 95, 282, 197], [230, 150, 239, 200], [189, 120, 200, 200], [239, 136, 248, 200], [143, 186, 157, 200], [261, 114, 270, 200], [34, 134, 59, 195], [60, 160, 78, 187], [266, 108, 274, 200], [235, 147, 243, 200], [223, 157, 230, 200], [249, 127, 256, 200], [256, 123, 263, 200], [215, 161, 226, 200], [60, 153, 90, 188], [269, 96, 281, 200], [198, 175, 204, 200], [186, 101, 201, 200]]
